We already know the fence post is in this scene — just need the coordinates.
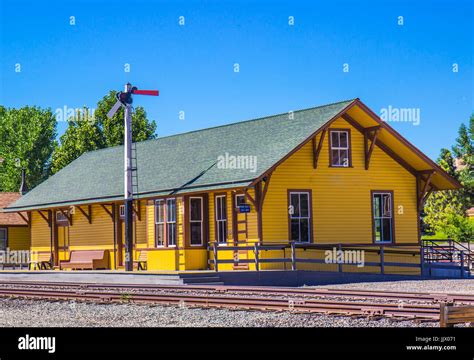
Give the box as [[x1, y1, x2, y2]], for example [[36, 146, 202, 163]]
[[420, 244, 425, 276], [291, 241, 296, 271], [254, 243, 260, 271], [380, 246, 385, 275], [460, 251, 465, 278], [338, 243, 343, 273], [213, 242, 218, 272]]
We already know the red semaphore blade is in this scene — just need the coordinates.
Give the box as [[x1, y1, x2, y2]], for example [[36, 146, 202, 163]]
[[132, 89, 159, 96]]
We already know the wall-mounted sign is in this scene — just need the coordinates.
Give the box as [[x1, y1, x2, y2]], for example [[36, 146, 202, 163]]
[[238, 204, 251, 213]]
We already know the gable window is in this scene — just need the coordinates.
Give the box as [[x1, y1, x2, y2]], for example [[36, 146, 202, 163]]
[[372, 192, 394, 243], [329, 129, 351, 167], [154, 198, 177, 247], [0, 228, 7, 251], [190, 197, 203, 246], [289, 191, 311, 243], [215, 195, 227, 244]]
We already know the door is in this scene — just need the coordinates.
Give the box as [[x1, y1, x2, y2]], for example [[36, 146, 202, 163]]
[[233, 194, 249, 270], [57, 225, 69, 262]]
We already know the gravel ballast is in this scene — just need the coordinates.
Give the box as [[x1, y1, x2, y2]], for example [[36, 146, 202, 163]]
[[0, 297, 436, 327]]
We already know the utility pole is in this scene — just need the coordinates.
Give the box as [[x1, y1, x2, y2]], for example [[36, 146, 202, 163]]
[[107, 83, 159, 271]]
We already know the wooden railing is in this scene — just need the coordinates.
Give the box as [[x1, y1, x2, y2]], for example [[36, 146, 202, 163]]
[[422, 239, 473, 277], [440, 303, 474, 327], [207, 242, 421, 274]]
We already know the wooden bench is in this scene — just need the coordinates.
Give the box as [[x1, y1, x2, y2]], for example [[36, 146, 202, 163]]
[[29, 253, 52, 270], [60, 250, 109, 270], [0, 262, 29, 270], [133, 251, 148, 271], [440, 303, 474, 327]]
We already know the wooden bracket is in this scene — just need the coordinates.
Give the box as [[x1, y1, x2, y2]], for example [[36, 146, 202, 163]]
[[37, 210, 51, 227], [364, 126, 381, 170], [77, 205, 92, 224], [260, 173, 272, 206], [100, 204, 114, 220], [133, 200, 141, 221], [243, 188, 256, 208], [312, 130, 327, 169], [417, 170, 435, 210], [18, 212, 31, 226], [59, 208, 73, 226]]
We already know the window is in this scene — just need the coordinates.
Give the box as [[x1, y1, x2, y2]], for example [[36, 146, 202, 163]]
[[190, 197, 203, 246], [215, 195, 227, 244], [166, 199, 176, 246], [155, 198, 176, 247], [155, 200, 165, 246], [56, 211, 69, 226], [235, 194, 246, 207], [119, 205, 125, 218], [372, 192, 393, 243], [0, 228, 6, 251], [289, 191, 311, 243], [330, 129, 351, 167]]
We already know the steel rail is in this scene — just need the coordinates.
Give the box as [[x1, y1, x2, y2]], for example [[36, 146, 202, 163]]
[[0, 280, 473, 305], [0, 284, 441, 320]]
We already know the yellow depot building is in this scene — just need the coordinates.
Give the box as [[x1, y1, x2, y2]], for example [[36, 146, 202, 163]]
[[4, 99, 460, 274]]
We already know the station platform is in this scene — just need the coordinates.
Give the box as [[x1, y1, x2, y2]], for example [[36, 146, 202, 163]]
[[0, 270, 426, 286]]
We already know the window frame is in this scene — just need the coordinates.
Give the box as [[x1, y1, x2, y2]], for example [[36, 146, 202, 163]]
[[235, 194, 247, 207], [166, 198, 177, 247], [189, 196, 204, 247], [154, 199, 166, 247], [55, 210, 69, 227], [287, 190, 313, 244], [154, 198, 177, 247], [329, 128, 352, 168], [215, 194, 228, 244], [0, 228, 7, 251], [371, 190, 395, 244]]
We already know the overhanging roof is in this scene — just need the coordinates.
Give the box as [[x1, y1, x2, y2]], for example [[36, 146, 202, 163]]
[[4, 98, 460, 213]]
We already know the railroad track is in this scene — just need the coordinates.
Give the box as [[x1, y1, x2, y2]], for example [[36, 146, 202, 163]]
[[0, 280, 473, 304], [0, 280, 471, 321]]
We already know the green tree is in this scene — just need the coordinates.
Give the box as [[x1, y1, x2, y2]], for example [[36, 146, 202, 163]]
[[0, 106, 57, 192], [423, 115, 474, 242], [51, 91, 157, 173], [51, 108, 104, 174]]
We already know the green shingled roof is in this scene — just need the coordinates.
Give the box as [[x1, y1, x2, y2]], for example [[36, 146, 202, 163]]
[[6, 99, 355, 211]]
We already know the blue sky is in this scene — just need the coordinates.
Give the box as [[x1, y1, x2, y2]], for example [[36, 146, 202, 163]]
[[1, 0, 472, 160]]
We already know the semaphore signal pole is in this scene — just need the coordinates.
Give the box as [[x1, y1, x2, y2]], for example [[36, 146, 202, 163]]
[[107, 83, 159, 271]]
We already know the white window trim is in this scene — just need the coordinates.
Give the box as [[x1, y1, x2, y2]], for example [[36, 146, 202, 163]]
[[330, 130, 350, 167], [166, 198, 177, 247], [189, 197, 204, 247], [154, 199, 165, 247], [372, 192, 393, 243], [289, 191, 311, 244], [215, 195, 228, 244], [235, 194, 246, 207]]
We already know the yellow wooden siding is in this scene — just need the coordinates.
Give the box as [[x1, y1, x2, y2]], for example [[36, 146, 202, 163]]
[[135, 200, 147, 246], [146, 200, 155, 248], [31, 212, 51, 251], [262, 117, 418, 245], [7, 226, 30, 250], [69, 204, 114, 248]]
